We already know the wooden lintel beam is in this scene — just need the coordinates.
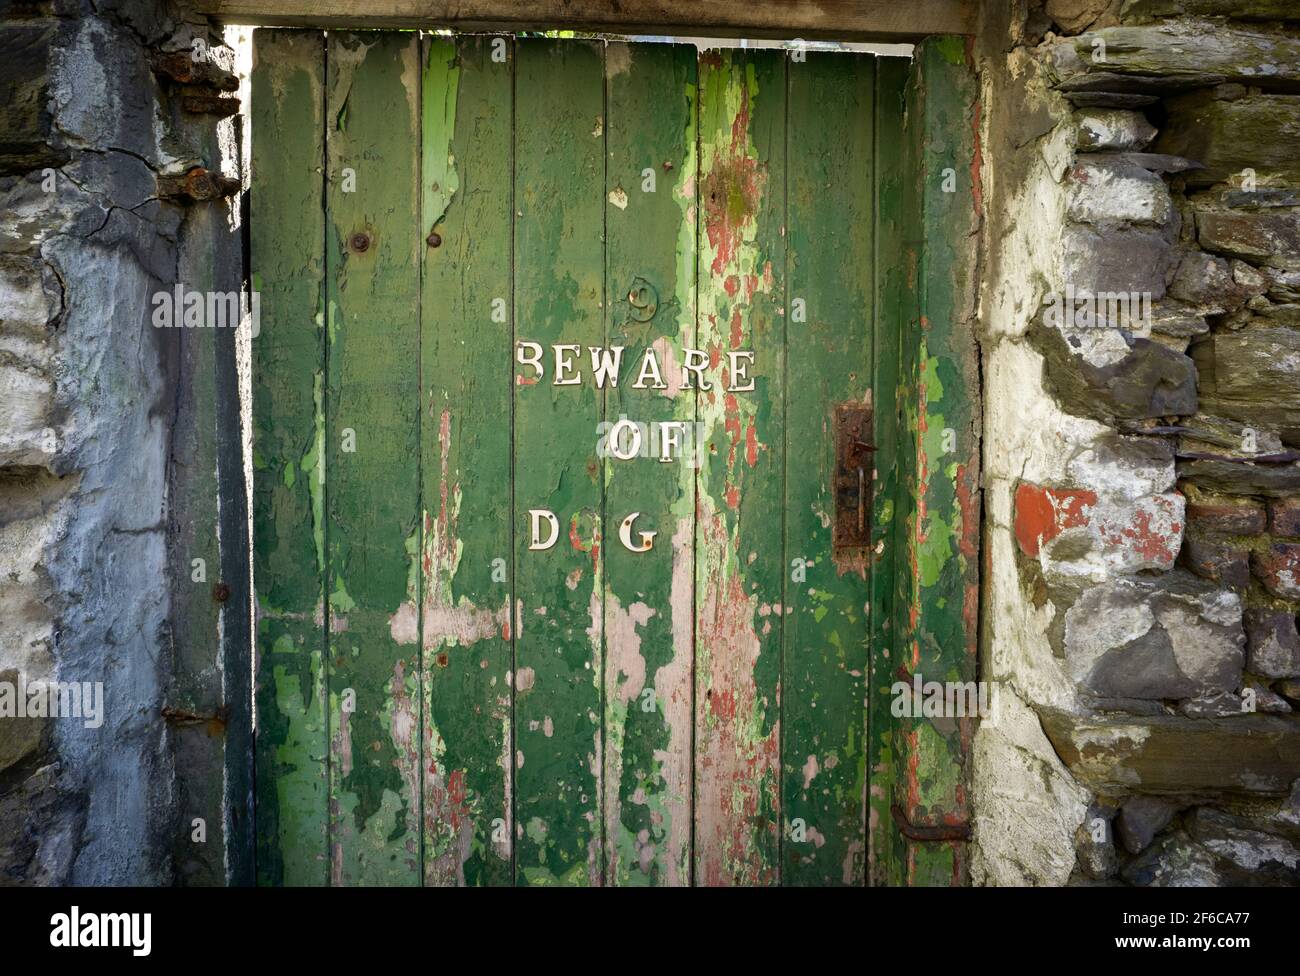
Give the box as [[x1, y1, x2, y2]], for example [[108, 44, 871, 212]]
[[195, 1, 977, 41]]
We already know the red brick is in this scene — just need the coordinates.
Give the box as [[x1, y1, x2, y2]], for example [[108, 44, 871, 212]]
[[1187, 498, 1266, 536], [1268, 498, 1300, 537], [1252, 543, 1300, 600]]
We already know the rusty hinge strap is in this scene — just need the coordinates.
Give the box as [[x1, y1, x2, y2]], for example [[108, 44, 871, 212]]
[[890, 803, 971, 843], [162, 704, 229, 730]]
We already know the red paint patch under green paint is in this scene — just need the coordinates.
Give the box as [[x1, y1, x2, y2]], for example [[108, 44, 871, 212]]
[[1013, 483, 1097, 557]]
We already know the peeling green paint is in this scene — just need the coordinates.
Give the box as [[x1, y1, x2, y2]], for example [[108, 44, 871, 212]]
[[253, 33, 971, 888], [782, 51, 877, 885], [513, 38, 605, 887], [306, 370, 325, 575], [694, 48, 783, 886], [252, 29, 329, 886], [324, 31, 424, 886], [873, 38, 981, 887], [603, 40, 697, 887], [419, 35, 513, 887]]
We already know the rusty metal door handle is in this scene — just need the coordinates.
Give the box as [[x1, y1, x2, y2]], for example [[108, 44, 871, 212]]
[[858, 466, 865, 536]]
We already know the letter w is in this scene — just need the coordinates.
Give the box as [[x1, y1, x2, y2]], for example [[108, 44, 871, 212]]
[[589, 346, 623, 389]]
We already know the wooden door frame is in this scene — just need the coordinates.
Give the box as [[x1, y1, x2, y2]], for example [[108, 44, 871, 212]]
[[232, 5, 983, 887], [199, 0, 977, 41]]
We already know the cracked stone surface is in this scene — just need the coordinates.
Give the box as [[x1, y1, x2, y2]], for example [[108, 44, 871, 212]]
[[0, 0, 241, 885]]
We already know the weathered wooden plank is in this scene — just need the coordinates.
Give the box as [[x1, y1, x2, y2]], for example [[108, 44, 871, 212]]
[[889, 43, 933, 890], [324, 31, 423, 886], [172, 133, 247, 884], [169, 223, 225, 884], [694, 48, 785, 886], [602, 40, 697, 887], [251, 28, 328, 887], [866, 54, 910, 888], [512, 37, 605, 886], [194, 0, 976, 41], [418, 34, 515, 887], [892, 36, 982, 887], [782, 50, 874, 887]]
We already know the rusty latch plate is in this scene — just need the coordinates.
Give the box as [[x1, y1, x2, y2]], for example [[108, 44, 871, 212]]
[[833, 403, 874, 553]]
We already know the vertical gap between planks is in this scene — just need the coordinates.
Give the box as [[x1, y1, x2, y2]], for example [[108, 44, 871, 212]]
[[320, 28, 333, 887], [598, 36, 609, 887], [687, 46, 701, 890], [688, 46, 699, 890], [507, 32, 518, 888], [242, 34, 255, 885], [865, 57, 878, 889], [778, 48, 790, 888], [906, 55, 921, 886], [868, 55, 878, 894], [415, 30, 426, 885], [913, 55, 925, 887]]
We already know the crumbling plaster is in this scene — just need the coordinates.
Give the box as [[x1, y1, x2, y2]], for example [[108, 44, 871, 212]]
[[0, 0, 247, 885], [972, 8, 1099, 887]]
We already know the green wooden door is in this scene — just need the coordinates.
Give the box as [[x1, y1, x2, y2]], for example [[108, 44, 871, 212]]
[[252, 30, 908, 887]]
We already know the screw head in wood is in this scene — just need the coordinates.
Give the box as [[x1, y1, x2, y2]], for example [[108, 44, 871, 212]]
[[350, 232, 370, 252]]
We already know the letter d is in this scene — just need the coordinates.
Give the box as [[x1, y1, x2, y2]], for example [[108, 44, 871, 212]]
[[528, 509, 559, 551]]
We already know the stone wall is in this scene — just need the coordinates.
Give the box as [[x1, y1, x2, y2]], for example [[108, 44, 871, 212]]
[[973, 0, 1300, 885], [0, 0, 249, 885]]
